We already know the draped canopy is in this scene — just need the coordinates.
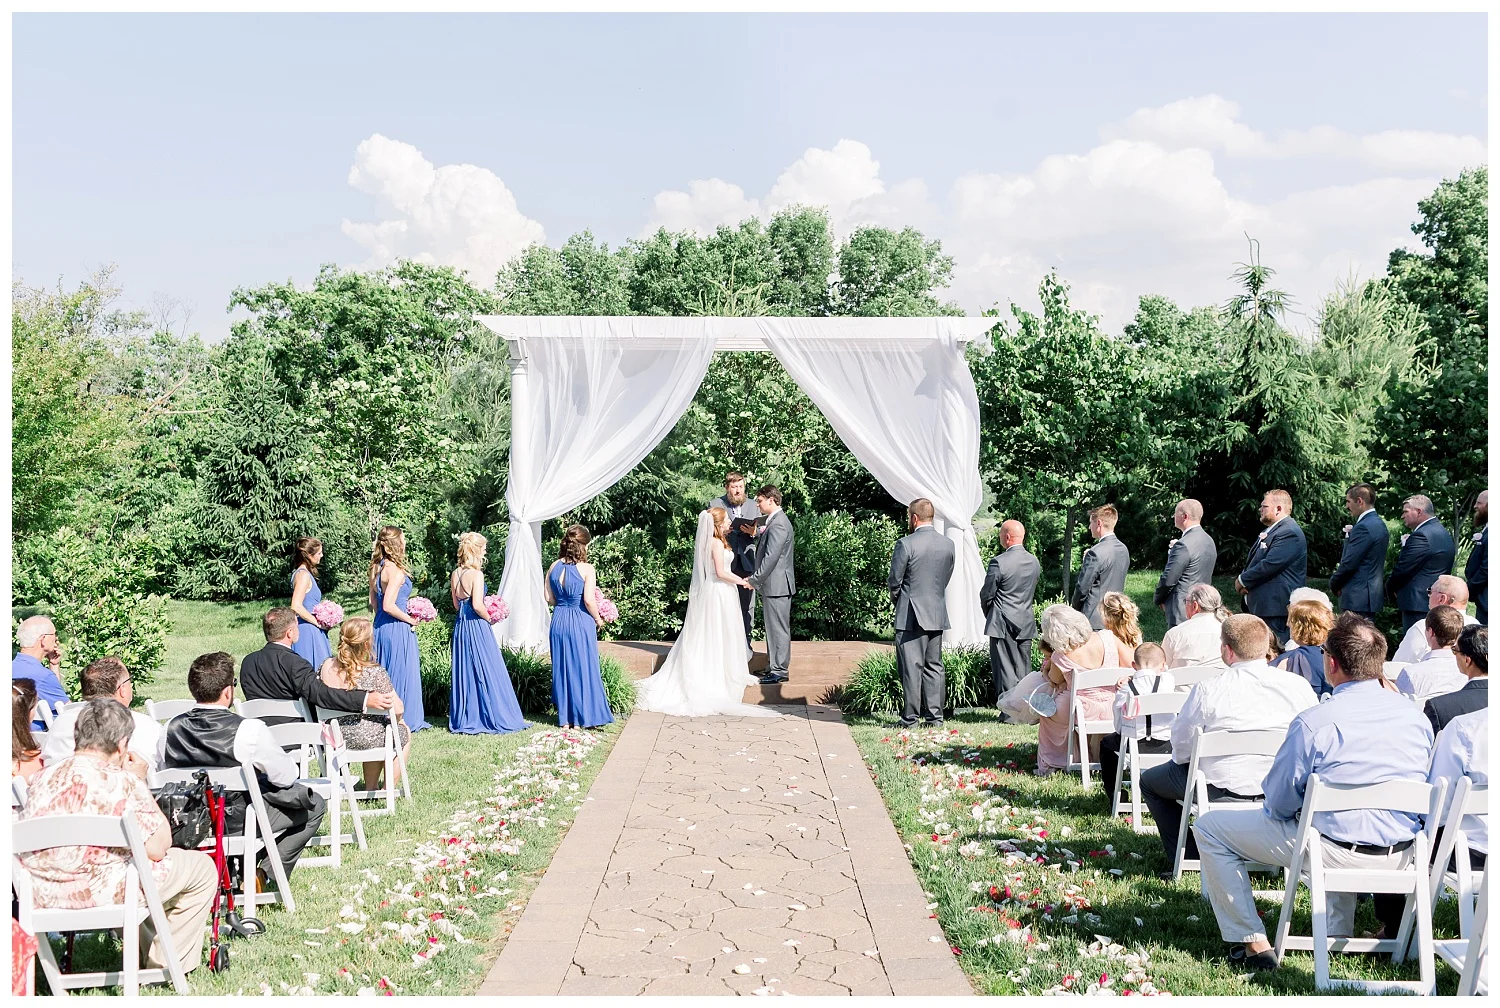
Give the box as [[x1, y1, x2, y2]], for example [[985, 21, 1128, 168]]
[[473, 315, 998, 651]]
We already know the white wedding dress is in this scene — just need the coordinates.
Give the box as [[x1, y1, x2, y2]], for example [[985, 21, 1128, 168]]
[[634, 511, 780, 718]]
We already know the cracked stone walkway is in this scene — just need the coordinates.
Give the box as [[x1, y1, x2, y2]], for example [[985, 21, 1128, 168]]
[[480, 705, 972, 996]]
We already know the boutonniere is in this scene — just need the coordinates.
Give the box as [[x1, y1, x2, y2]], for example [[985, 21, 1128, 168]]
[[1400, 533, 1411, 547], [1257, 529, 1269, 541], [1168, 538, 1179, 549], [1342, 524, 1353, 538], [1474, 532, 1485, 543]]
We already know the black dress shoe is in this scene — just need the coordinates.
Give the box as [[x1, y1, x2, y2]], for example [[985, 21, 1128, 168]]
[[758, 673, 789, 685], [1227, 945, 1280, 972]]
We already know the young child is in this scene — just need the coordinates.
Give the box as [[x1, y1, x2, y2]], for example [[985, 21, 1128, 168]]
[[1099, 642, 1177, 795]]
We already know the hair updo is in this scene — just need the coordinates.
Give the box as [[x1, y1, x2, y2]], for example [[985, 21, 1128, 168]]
[[293, 536, 323, 576], [1101, 591, 1143, 648], [456, 531, 487, 569], [560, 524, 591, 564]]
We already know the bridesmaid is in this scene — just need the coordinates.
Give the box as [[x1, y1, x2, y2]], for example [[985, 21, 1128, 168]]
[[448, 532, 528, 735], [369, 525, 429, 731], [545, 525, 614, 729], [289, 536, 332, 671]]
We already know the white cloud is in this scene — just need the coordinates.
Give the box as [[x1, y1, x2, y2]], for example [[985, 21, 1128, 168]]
[[341, 133, 545, 284], [644, 178, 760, 237]]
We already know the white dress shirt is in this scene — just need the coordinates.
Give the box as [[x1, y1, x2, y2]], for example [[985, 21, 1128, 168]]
[[1170, 658, 1319, 795], [155, 704, 300, 787], [1393, 611, 1479, 664], [1162, 612, 1227, 670], [41, 705, 162, 770], [1429, 707, 1488, 854], [1394, 650, 1467, 703], [1111, 668, 1177, 741]]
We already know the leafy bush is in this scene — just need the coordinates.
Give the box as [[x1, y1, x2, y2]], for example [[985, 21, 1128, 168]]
[[837, 643, 992, 717], [416, 614, 455, 718], [587, 524, 691, 641], [792, 510, 901, 640]]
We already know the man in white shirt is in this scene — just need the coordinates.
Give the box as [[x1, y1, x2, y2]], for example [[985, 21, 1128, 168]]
[[1162, 583, 1230, 669], [1394, 605, 1468, 703], [1393, 575, 1478, 664], [41, 656, 161, 770], [1429, 707, 1488, 863], [1138, 614, 1318, 870]]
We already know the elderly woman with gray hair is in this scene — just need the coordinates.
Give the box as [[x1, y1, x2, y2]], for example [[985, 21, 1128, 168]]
[[1027, 603, 1126, 776]]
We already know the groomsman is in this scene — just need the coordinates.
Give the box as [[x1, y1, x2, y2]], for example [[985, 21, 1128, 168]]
[[1153, 499, 1217, 629], [1235, 488, 1307, 644], [889, 499, 956, 728], [980, 519, 1041, 714], [710, 472, 759, 647], [1467, 490, 1488, 625], [1388, 494, 1458, 635], [1071, 504, 1130, 630], [1328, 483, 1389, 621]]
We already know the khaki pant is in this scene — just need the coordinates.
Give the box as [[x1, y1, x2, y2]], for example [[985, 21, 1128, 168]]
[[139, 849, 216, 974]]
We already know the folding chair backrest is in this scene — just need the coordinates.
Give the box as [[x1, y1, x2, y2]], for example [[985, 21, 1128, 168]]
[[144, 698, 196, 724], [1195, 727, 1286, 759], [1172, 665, 1225, 688], [1303, 774, 1439, 818], [269, 721, 336, 777], [12, 775, 30, 810], [1382, 661, 1405, 680], [1073, 667, 1129, 693], [315, 705, 363, 722], [32, 699, 54, 728], [1462, 782, 1488, 815], [237, 698, 311, 722], [11, 812, 133, 855], [54, 701, 87, 715], [154, 764, 250, 794], [1131, 691, 1190, 717]]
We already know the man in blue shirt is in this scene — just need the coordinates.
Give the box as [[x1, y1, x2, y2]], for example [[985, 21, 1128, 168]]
[[12, 615, 68, 727], [1192, 614, 1434, 972]]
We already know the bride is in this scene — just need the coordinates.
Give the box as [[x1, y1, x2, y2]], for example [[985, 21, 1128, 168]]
[[635, 507, 781, 718]]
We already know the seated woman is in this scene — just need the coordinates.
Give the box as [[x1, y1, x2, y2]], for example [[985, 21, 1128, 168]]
[[11, 679, 43, 781], [319, 617, 411, 791], [1034, 604, 1124, 776], [1272, 599, 1334, 697]]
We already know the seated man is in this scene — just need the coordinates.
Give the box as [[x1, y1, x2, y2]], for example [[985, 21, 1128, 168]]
[[1139, 614, 1318, 872], [1099, 642, 1176, 797], [19, 699, 216, 976], [1392, 575, 1478, 664], [12, 615, 68, 726], [1429, 706, 1488, 869], [1192, 614, 1434, 971], [159, 652, 326, 883], [41, 656, 162, 770], [1161, 584, 1229, 670], [239, 607, 392, 725], [1395, 605, 1467, 704], [1425, 624, 1488, 734]]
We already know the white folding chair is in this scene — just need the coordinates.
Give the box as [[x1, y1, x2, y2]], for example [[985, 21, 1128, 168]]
[[1455, 869, 1489, 996], [54, 700, 88, 715], [1383, 661, 1406, 683], [1272, 774, 1445, 995], [152, 764, 297, 915], [32, 697, 55, 729], [1065, 667, 1127, 789], [143, 698, 196, 724], [236, 698, 312, 722], [12, 813, 190, 994], [1428, 779, 1488, 955], [1170, 664, 1226, 690], [1108, 690, 1189, 831], [1172, 727, 1287, 881], [316, 707, 411, 815], [11, 775, 29, 818], [268, 721, 367, 868]]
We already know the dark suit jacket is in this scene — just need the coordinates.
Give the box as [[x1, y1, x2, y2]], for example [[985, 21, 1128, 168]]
[[1389, 519, 1458, 612], [1153, 525, 1217, 626], [1329, 510, 1390, 613], [1466, 526, 1488, 622], [709, 495, 758, 577], [981, 544, 1041, 641], [1424, 677, 1488, 735], [1239, 517, 1308, 621], [238, 642, 369, 725], [1071, 534, 1130, 630]]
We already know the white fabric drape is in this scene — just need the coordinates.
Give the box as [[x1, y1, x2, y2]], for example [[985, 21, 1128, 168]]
[[492, 319, 717, 650], [758, 318, 989, 646]]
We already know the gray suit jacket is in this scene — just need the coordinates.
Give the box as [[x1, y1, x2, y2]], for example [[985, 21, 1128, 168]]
[[980, 544, 1041, 641], [748, 508, 795, 597], [1153, 525, 1217, 626], [889, 525, 956, 633], [1071, 533, 1130, 630]]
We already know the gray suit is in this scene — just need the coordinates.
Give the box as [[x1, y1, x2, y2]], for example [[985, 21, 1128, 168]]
[[1071, 533, 1130, 630], [980, 544, 1041, 709], [1152, 525, 1217, 628], [889, 524, 956, 726], [710, 494, 758, 645], [748, 508, 796, 677]]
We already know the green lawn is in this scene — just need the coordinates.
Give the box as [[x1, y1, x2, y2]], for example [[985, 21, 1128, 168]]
[[846, 712, 1466, 996]]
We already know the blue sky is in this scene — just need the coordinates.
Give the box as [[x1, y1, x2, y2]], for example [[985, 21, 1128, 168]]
[[13, 13, 1488, 339]]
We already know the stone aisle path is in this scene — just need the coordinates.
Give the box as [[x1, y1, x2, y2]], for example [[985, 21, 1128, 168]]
[[480, 706, 972, 996]]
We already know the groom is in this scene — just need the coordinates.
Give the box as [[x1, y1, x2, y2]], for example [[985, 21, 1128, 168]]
[[747, 485, 795, 686], [709, 472, 758, 647], [889, 498, 956, 727]]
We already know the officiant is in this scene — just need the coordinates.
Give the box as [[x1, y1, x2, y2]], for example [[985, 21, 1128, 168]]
[[710, 472, 759, 646]]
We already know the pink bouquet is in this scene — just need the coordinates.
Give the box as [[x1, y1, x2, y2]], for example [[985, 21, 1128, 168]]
[[593, 587, 619, 624], [484, 595, 510, 622], [309, 600, 345, 630], [406, 596, 438, 624]]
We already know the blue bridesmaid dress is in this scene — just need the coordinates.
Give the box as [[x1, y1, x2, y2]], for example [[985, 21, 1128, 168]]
[[548, 563, 614, 729], [449, 577, 528, 734], [373, 561, 428, 731], [290, 569, 333, 671]]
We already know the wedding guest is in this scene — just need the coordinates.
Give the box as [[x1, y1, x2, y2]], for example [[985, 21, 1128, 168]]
[[1394, 605, 1467, 703], [1071, 504, 1130, 630], [890, 499, 956, 728], [1162, 584, 1230, 669], [1100, 591, 1142, 668], [1272, 599, 1335, 698], [1428, 706, 1488, 864], [448, 532, 527, 735], [980, 519, 1041, 716], [20, 700, 216, 976], [1138, 614, 1317, 867], [1329, 483, 1388, 621], [41, 657, 161, 771], [13, 615, 67, 726], [1154, 499, 1217, 629], [11, 679, 43, 781], [1424, 624, 1487, 735], [709, 472, 759, 647], [288, 536, 333, 671], [240, 607, 391, 725], [370, 525, 428, 730], [1467, 490, 1488, 625], [1098, 642, 1176, 799], [319, 618, 411, 791], [1388, 494, 1458, 635], [1034, 605, 1121, 776], [748, 486, 796, 686], [1235, 489, 1307, 644], [1392, 575, 1478, 664], [546, 525, 614, 729]]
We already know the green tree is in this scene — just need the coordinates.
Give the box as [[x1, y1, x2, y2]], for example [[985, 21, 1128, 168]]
[[829, 226, 962, 316]]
